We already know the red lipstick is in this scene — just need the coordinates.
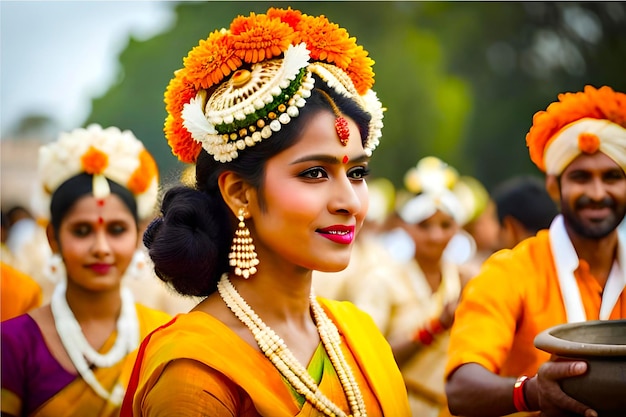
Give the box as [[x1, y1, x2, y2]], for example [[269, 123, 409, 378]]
[[317, 225, 355, 245], [89, 263, 112, 274]]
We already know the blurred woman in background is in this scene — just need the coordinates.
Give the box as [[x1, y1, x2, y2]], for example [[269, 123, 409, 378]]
[[386, 156, 474, 417], [1, 124, 172, 417]]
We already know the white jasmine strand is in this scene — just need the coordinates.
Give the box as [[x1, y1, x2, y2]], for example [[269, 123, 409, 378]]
[[217, 274, 367, 417], [50, 281, 139, 405]]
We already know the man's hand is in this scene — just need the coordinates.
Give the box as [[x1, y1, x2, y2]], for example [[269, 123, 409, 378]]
[[531, 360, 597, 417]]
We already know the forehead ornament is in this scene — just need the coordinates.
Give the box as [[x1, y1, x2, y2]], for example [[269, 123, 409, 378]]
[[317, 89, 350, 146]]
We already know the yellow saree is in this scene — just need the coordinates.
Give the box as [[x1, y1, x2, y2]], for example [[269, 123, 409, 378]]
[[123, 298, 410, 416]]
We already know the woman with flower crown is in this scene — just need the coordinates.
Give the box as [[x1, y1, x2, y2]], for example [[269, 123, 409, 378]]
[[0, 124, 172, 417], [373, 156, 474, 417], [121, 7, 410, 417]]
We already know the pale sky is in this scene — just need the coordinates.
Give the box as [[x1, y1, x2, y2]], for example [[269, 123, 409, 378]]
[[0, 0, 175, 137]]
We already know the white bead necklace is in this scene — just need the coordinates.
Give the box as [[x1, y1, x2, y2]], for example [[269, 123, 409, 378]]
[[217, 274, 367, 417], [51, 281, 139, 406]]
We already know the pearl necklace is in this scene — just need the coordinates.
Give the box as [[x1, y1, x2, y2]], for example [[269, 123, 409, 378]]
[[51, 281, 139, 405], [217, 274, 367, 417]]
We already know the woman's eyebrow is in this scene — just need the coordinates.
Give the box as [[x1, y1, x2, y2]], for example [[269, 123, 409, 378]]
[[290, 153, 369, 165]]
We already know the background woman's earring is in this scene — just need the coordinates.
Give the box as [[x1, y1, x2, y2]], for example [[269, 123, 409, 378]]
[[46, 253, 66, 284], [229, 208, 259, 279], [123, 248, 148, 282]]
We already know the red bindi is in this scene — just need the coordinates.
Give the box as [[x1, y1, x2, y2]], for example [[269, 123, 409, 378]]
[[342, 155, 349, 164], [96, 199, 105, 224]]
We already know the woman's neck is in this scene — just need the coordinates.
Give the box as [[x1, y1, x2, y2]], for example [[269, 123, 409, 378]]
[[64, 284, 122, 322], [231, 270, 313, 322], [415, 257, 443, 292]]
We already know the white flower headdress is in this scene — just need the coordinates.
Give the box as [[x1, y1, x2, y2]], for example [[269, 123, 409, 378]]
[[400, 156, 469, 225], [35, 124, 159, 221]]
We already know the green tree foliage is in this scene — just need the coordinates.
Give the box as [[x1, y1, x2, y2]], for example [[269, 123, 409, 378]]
[[412, 2, 626, 188], [88, 1, 626, 192]]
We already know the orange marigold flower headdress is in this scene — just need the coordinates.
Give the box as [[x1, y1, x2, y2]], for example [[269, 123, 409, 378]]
[[36, 124, 159, 221], [164, 7, 382, 163], [526, 85, 626, 174]]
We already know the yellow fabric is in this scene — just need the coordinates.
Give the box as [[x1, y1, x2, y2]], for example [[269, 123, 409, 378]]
[[29, 304, 170, 417], [129, 298, 410, 416], [1, 388, 21, 416], [444, 230, 626, 416], [1, 261, 42, 321]]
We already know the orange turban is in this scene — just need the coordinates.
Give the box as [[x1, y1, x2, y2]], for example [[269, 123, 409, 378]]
[[525, 85, 626, 175]]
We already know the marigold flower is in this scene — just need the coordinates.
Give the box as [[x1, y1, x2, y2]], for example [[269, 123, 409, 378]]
[[295, 14, 357, 71], [526, 85, 626, 170], [578, 133, 601, 154], [230, 13, 295, 64], [165, 114, 202, 164], [127, 149, 158, 194], [164, 71, 203, 163], [164, 71, 197, 115], [266, 7, 303, 30], [81, 146, 108, 174], [183, 30, 242, 90], [344, 45, 375, 95]]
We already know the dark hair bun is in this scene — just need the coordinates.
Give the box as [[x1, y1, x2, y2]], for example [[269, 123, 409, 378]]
[[144, 186, 231, 297]]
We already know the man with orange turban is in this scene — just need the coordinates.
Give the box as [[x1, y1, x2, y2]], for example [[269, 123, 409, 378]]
[[444, 85, 626, 417]]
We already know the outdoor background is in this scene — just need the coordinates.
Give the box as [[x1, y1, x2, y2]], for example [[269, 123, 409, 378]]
[[2, 1, 626, 212]]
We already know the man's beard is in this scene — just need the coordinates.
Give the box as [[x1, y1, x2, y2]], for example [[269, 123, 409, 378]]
[[561, 195, 626, 239]]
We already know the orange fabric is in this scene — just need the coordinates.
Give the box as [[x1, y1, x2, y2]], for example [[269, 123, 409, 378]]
[[28, 304, 170, 417], [445, 229, 626, 381], [123, 298, 410, 416], [1, 261, 42, 321]]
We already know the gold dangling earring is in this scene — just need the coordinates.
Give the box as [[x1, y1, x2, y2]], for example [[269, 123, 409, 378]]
[[228, 208, 259, 279]]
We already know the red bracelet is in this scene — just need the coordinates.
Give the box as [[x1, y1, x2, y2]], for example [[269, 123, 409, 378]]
[[413, 327, 434, 345], [428, 317, 445, 334], [512, 375, 530, 412]]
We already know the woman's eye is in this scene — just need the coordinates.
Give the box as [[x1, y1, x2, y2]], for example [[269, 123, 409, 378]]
[[301, 167, 327, 179], [109, 223, 129, 235], [72, 225, 91, 237], [349, 166, 370, 180]]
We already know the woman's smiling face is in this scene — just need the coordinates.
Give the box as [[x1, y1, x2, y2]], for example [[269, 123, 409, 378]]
[[247, 110, 371, 274]]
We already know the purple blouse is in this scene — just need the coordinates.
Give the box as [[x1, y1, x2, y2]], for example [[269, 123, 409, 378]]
[[1, 314, 77, 415]]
